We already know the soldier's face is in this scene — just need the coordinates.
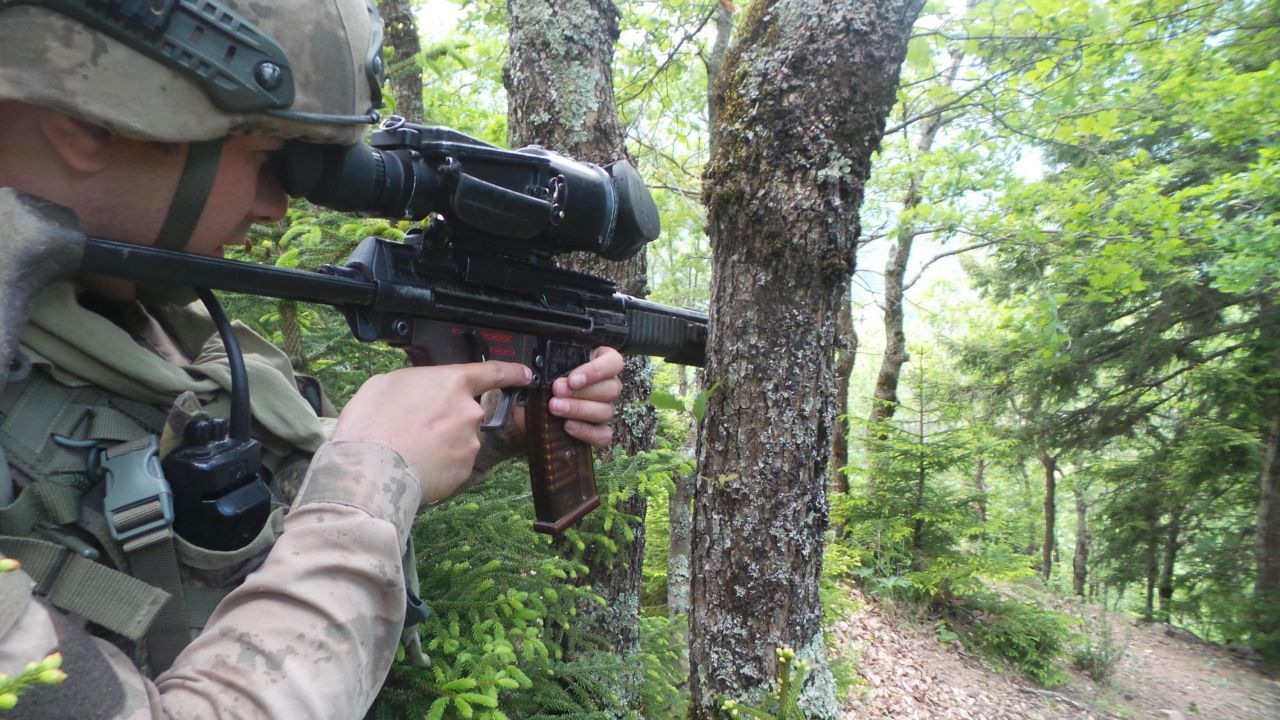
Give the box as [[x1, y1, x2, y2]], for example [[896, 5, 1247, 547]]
[[76, 132, 288, 300], [183, 134, 288, 258]]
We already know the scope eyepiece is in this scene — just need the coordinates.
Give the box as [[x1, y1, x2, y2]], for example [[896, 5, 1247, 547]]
[[271, 120, 659, 261]]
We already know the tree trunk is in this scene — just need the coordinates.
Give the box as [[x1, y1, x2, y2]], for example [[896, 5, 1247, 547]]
[[1259, 415, 1280, 607], [1040, 451, 1056, 581], [1072, 488, 1089, 597], [668, 471, 693, 614], [691, 1, 923, 717], [831, 288, 856, 491], [1144, 539, 1158, 621], [504, 2, 654, 709], [705, 2, 734, 147], [279, 300, 305, 372], [973, 456, 988, 529], [863, 73, 952, 497], [1253, 291, 1280, 648], [666, 0, 732, 623], [379, 0, 424, 121], [1158, 509, 1181, 618]]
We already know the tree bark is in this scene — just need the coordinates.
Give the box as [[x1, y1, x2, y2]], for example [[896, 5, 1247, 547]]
[[831, 288, 857, 491], [1072, 488, 1089, 597], [666, 0, 733, 627], [379, 0, 424, 121], [1144, 538, 1158, 620], [667, 470, 693, 612], [279, 300, 305, 372], [1040, 451, 1057, 581], [1258, 414, 1280, 612], [691, 1, 923, 717], [1256, 292, 1280, 624], [973, 456, 988, 529], [1158, 509, 1181, 617], [705, 2, 734, 148], [504, 2, 654, 709], [863, 67, 953, 497]]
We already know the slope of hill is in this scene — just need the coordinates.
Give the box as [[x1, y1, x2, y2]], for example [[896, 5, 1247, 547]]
[[834, 589, 1280, 719]]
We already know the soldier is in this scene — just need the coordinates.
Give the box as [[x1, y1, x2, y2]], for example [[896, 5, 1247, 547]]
[[0, 1, 624, 717]]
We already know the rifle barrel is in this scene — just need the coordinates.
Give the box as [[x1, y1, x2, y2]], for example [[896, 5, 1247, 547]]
[[82, 237, 377, 307]]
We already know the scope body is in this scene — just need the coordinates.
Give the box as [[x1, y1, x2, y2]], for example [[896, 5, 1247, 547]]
[[274, 118, 660, 262]]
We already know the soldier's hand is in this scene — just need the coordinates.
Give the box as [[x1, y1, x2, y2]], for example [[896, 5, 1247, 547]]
[[333, 361, 534, 507], [547, 346, 625, 448]]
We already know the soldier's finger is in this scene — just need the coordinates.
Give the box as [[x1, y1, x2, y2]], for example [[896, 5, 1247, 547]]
[[552, 375, 621, 402], [463, 361, 534, 394], [563, 347, 624, 391], [564, 419, 613, 449], [548, 396, 615, 424]]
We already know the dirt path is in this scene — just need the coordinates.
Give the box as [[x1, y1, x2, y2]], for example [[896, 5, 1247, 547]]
[[833, 589, 1280, 720], [1060, 609, 1280, 720]]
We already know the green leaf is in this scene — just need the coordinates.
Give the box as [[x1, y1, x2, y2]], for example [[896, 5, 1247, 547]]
[[648, 389, 686, 412], [692, 380, 721, 422]]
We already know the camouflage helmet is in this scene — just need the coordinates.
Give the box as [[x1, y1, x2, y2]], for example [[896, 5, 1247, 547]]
[[0, 0, 385, 145]]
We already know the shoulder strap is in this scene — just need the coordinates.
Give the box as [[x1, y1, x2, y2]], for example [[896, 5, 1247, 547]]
[[0, 537, 169, 641]]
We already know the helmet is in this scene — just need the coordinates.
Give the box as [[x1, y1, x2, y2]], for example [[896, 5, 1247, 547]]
[[0, 0, 385, 145]]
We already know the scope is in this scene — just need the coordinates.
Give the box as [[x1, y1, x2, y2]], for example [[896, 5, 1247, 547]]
[[272, 117, 660, 261]]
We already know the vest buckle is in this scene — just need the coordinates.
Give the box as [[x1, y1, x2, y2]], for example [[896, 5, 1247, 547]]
[[97, 436, 173, 544]]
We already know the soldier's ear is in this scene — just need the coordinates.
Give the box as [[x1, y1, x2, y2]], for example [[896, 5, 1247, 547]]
[[37, 109, 113, 174]]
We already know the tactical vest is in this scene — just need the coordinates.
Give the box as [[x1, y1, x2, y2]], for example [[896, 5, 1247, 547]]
[[0, 361, 305, 676], [2, 283, 430, 676]]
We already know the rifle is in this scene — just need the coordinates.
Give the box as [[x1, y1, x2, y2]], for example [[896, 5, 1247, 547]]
[[81, 118, 708, 534]]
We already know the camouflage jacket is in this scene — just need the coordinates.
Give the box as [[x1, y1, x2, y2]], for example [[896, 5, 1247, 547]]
[[0, 440, 421, 719]]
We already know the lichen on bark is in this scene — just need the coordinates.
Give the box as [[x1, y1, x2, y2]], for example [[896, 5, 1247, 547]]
[[690, 1, 926, 718], [504, 3, 656, 716]]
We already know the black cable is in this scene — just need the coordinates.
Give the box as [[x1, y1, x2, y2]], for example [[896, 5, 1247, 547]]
[[196, 288, 250, 441]]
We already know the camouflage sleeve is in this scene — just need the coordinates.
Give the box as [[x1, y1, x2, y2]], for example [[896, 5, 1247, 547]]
[[148, 441, 423, 719]]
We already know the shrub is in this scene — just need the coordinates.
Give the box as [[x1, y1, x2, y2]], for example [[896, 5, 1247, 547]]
[[948, 591, 1079, 687], [1070, 612, 1123, 683], [369, 450, 695, 719]]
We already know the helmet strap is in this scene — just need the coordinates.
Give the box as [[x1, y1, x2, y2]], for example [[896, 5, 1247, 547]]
[[154, 139, 225, 252]]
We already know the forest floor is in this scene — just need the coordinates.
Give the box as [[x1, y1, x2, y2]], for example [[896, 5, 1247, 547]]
[[833, 588, 1280, 720]]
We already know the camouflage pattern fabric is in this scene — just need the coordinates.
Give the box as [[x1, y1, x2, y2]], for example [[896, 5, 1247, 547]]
[[0, 1, 382, 144], [0, 441, 423, 719]]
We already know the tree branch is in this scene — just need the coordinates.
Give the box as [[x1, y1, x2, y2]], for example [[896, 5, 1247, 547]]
[[903, 238, 1006, 291]]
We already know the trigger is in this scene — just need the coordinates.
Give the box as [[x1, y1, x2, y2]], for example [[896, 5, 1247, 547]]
[[465, 330, 490, 362], [482, 388, 517, 431]]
